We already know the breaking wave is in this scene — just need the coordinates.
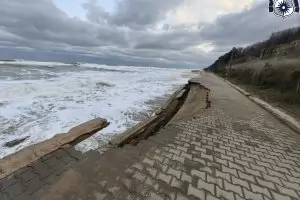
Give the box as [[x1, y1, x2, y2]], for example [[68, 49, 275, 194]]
[[0, 60, 194, 158]]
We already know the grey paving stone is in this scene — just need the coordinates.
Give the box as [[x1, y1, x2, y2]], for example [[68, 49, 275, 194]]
[[243, 187, 264, 200], [132, 171, 146, 182], [25, 177, 47, 195], [188, 184, 205, 199], [5, 181, 25, 199], [271, 191, 292, 200], [147, 191, 164, 200], [0, 176, 18, 190], [144, 176, 160, 191], [146, 167, 158, 178], [158, 186, 176, 200], [50, 162, 68, 176], [198, 178, 215, 195], [176, 192, 190, 200], [14, 192, 33, 200], [65, 148, 84, 160], [191, 170, 206, 180], [16, 168, 38, 183], [167, 167, 181, 179], [207, 174, 223, 189], [53, 149, 69, 159], [30, 161, 54, 179], [44, 156, 61, 168], [60, 154, 76, 165], [43, 174, 60, 185], [181, 172, 192, 183], [232, 175, 249, 190], [250, 183, 271, 198], [216, 186, 235, 200], [142, 157, 155, 167], [0, 192, 10, 200], [157, 172, 172, 184], [276, 184, 299, 199], [40, 153, 55, 162], [2, 74, 300, 200]]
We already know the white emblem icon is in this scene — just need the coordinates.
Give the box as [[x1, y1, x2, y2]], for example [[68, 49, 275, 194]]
[[269, 0, 299, 18]]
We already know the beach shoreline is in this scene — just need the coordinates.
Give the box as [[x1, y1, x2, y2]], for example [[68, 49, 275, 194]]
[[0, 61, 194, 158]]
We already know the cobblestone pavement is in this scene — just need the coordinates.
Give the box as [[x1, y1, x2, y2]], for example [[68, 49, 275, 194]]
[[1, 73, 300, 200], [0, 147, 85, 200]]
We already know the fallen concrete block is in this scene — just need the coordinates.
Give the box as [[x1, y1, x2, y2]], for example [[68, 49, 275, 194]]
[[0, 118, 109, 179]]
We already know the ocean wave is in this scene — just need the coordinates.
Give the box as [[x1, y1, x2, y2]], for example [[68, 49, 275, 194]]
[[0, 60, 72, 68], [0, 61, 195, 158], [0, 60, 189, 74]]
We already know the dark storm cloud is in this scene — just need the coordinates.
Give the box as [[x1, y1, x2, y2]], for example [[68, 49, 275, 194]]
[[0, 0, 207, 67], [83, 0, 182, 29], [201, 1, 300, 50], [82, 0, 203, 50], [0, 0, 128, 48], [132, 25, 203, 50], [0, 0, 299, 68], [110, 0, 182, 28]]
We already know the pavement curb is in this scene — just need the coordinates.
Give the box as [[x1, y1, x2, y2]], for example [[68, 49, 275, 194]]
[[213, 73, 300, 135]]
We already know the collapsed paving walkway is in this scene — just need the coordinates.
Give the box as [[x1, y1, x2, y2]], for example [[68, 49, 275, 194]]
[[1, 73, 300, 200]]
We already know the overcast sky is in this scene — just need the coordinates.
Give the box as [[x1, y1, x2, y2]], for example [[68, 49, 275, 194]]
[[0, 0, 299, 68]]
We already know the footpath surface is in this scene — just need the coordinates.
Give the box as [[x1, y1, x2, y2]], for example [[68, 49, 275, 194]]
[[1, 73, 300, 200]]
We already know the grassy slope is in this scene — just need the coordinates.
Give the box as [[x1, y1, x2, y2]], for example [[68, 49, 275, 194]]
[[227, 78, 300, 122], [218, 56, 300, 121], [205, 27, 300, 121]]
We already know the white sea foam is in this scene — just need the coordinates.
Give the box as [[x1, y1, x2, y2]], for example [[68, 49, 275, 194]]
[[0, 60, 195, 158], [0, 60, 72, 67]]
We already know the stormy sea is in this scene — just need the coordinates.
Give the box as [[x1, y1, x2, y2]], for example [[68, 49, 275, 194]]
[[0, 60, 194, 158]]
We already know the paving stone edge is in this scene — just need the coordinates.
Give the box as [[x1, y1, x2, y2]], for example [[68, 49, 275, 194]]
[[212, 72, 300, 135]]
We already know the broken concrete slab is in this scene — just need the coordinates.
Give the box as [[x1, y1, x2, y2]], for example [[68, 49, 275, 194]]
[[0, 117, 109, 179], [109, 85, 189, 147], [170, 80, 210, 123]]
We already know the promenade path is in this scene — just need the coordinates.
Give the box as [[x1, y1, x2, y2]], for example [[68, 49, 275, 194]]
[[1, 73, 300, 200]]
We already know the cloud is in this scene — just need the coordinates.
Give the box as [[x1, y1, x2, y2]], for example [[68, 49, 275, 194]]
[[173, 0, 255, 24], [109, 0, 182, 28], [201, 1, 300, 49], [0, 0, 129, 48], [0, 0, 299, 68], [83, 0, 183, 29]]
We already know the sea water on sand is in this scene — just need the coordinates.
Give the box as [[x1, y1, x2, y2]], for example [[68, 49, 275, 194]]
[[0, 61, 194, 158]]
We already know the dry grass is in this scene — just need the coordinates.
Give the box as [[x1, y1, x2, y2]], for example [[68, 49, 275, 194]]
[[228, 80, 300, 122], [216, 56, 300, 121], [233, 57, 300, 72]]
